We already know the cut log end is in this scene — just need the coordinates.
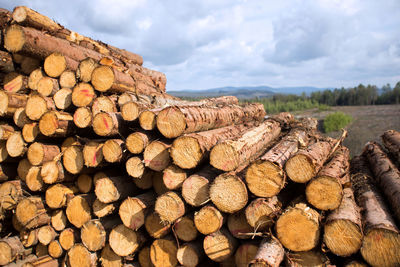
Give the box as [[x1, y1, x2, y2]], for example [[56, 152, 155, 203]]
[[53, 88, 72, 110], [150, 238, 178, 267], [155, 191, 185, 223], [126, 132, 147, 154], [72, 83, 95, 107], [163, 164, 186, 190], [286, 154, 315, 183], [176, 243, 202, 267], [145, 212, 171, 239], [28, 68, 44, 90], [77, 174, 93, 193], [103, 139, 123, 163], [91, 65, 114, 92], [139, 110, 157, 130], [74, 107, 92, 128], [306, 176, 343, 211], [27, 142, 60, 166], [81, 220, 106, 251], [16, 197, 49, 229], [174, 216, 198, 242], [361, 228, 400, 267], [143, 141, 170, 171], [93, 199, 115, 218], [210, 173, 248, 213], [92, 112, 114, 136], [121, 102, 139, 121], [210, 143, 239, 171], [66, 195, 92, 228], [203, 229, 237, 262], [126, 157, 145, 178], [245, 197, 281, 231], [63, 146, 84, 174], [246, 160, 284, 197], [100, 244, 122, 267], [171, 136, 202, 169], [119, 197, 146, 231], [46, 184, 74, 209], [26, 94, 50, 121], [324, 219, 362, 257], [181, 174, 210, 207], [37, 225, 56, 245], [22, 123, 39, 143], [236, 243, 259, 267], [44, 52, 67, 78], [109, 224, 140, 257], [4, 25, 25, 53], [194, 205, 224, 235], [59, 228, 76, 251], [48, 240, 63, 258], [59, 70, 77, 88], [276, 203, 320, 252], [156, 106, 186, 138], [77, 58, 98, 83], [6, 132, 26, 157], [68, 244, 97, 267], [37, 76, 59, 96]]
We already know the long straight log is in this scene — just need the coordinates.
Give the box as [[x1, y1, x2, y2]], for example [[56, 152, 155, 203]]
[[351, 155, 400, 267], [363, 142, 400, 222], [246, 128, 310, 198], [382, 129, 400, 163], [156, 103, 266, 138]]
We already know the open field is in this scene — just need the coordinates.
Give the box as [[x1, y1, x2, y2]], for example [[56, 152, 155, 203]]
[[294, 104, 400, 157]]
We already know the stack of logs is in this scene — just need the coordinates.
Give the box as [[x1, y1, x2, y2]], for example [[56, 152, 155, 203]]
[[0, 5, 399, 267]]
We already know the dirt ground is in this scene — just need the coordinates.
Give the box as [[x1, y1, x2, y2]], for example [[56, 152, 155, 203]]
[[294, 105, 400, 157]]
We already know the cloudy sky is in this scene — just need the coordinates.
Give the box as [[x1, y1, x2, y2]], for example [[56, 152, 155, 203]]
[[2, 0, 400, 91]]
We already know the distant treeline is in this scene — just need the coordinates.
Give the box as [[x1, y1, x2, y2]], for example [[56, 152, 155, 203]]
[[241, 82, 400, 113]]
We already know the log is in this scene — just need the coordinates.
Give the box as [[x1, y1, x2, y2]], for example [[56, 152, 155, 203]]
[[176, 242, 204, 267], [120, 101, 143, 122], [76, 57, 98, 82], [91, 95, 117, 116], [171, 122, 256, 169], [181, 166, 220, 207], [173, 215, 198, 242], [63, 145, 84, 174], [50, 209, 68, 231], [59, 70, 76, 88], [67, 244, 97, 267], [6, 131, 27, 157], [93, 198, 117, 218], [41, 160, 71, 184], [45, 183, 75, 209], [17, 158, 31, 181], [0, 124, 15, 140], [76, 174, 93, 193], [28, 68, 44, 90], [323, 187, 363, 256], [94, 173, 137, 203], [92, 112, 126, 137], [100, 244, 122, 267], [210, 119, 281, 171], [27, 142, 60, 166], [25, 94, 55, 121], [48, 240, 63, 258], [156, 103, 266, 138], [363, 142, 400, 222], [126, 131, 153, 154], [162, 164, 188, 190], [61, 136, 80, 151], [152, 171, 169, 195], [139, 109, 159, 130], [143, 140, 171, 171], [3, 72, 28, 93], [66, 194, 94, 228], [22, 123, 40, 143], [0, 180, 24, 210], [144, 212, 171, 239], [81, 218, 117, 252], [43, 52, 78, 78], [155, 191, 185, 223], [276, 203, 320, 251], [15, 196, 50, 229], [0, 91, 27, 117], [25, 165, 44, 192], [125, 156, 145, 178], [34, 244, 47, 258], [0, 236, 25, 265], [20, 56, 41, 75], [13, 107, 32, 128], [20, 229, 39, 248], [194, 205, 224, 235], [37, 225, 57, 245], [246, 128, 310, 198], [250, 236, 284, 267], [59, 228, 77, 251], [234, 242, 259, 267], [109, 224, 143, 257], [285, 250, 329, 267], [0, 162, 18, 181], [0, 50, 15, 73], [133, 169, 153, 190], [73, 107, 92, 128], [149, 238, 178, 267], [382, 130, 400, 163], [351, 155, 400, 267], [119, 191, 156, 230], [102, 139, 126, 163], [91, 65, 135, 93], [245, 197, 281, 231], [203, 228, 238, 262], [0, 141, 7, 163], [37, 76, 59, 96], [138, 246, 152, 267], [71, 82, 96, 107], [306, 146, 350, 210], [53, 87, 72, 110]]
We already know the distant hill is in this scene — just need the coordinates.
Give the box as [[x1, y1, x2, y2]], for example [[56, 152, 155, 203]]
[[168, 86, 329, 99]]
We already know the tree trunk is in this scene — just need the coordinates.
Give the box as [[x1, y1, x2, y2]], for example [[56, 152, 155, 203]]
[[15, 196, 50, 229], [109, 224, 144, 257], [246, 128, 310, 198], [285, 136, 338, 183], [0, 236, 26, 265], [149, 238, 178, 267], [351, 155, 400, 267], [210, 119, 281, 172], [245, 197, 281, 231], [194, 205, 224, 235], [65, 194, 95, 228], [363, 142, 400, 222], [143, 140, 171, 171], [156, 103, 266, 138], [0, 91, 27, 117], [306, 146, 350, 210], [119, 191, 156, 230], [67, 244, 97, 267], [27, 142, 60, 166], [382, 130, 400, 164], [250, 236, 284, 267], [171, 122, 257, 169], [203, 228, 238, 263], [323, 187, 363, 257], [276, 203, 320, 252]]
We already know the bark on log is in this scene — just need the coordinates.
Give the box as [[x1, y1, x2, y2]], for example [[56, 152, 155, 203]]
[[67, 244, 97, 267], [0, 124, 15, 140], [382, 129, 400, 164], [155, 191, 185, 223], [156, 103, 266, 139], [285, 136, 338, 183], [0, 236, 25, 265], [150, 238, 178, 267], [194, 205, 224, 235], [20, 56, 41, 75], [109, 224, 143, 257], [119, 191, 156, 230], [246, 128, 310, 198], [0, 91, 28, 117], [306, 146, 350, 210], [0, 180, 24, 210], [323, 187, 363, 256], [210, 119, 281, 172], [66, 194, 95, 228], [363, 142, 400, 222], [245, 197, 281, 231], [15, 196, 50, 229], [143, 140, 171, 171], [171, 122, 256, 169], [173, 214, 198, 242], [250, 236, 284, 267], [276, 203, 320, 251], [27, 142, 60, 166], [351, 155, 400, 267], [203, 228, 238, 262]]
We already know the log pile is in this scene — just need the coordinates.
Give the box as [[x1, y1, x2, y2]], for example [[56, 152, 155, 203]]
[[0, 6, 399, 267]]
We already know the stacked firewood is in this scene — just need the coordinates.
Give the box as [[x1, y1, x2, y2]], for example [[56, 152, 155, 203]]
[[0, 6, 399, 267]]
